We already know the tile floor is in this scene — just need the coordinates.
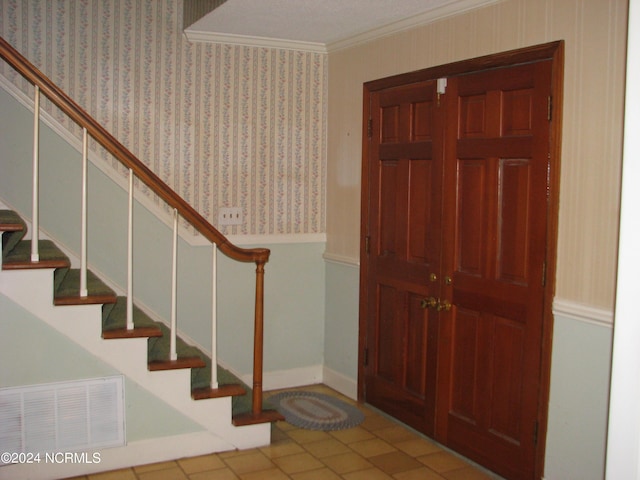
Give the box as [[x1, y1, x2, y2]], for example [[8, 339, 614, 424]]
[[67, 385, 503, 480]]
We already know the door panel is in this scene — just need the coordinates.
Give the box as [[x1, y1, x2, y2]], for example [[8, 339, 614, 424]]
[[438, 61, 551, 479], [365, 80, 442, 435]]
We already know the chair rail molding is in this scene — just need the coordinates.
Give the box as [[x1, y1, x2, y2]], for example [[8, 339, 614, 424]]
[[552, 297, 613, 328]]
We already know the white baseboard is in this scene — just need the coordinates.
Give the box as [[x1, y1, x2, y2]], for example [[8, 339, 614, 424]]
[[252, 364, 324, 391], [323, 366, 358, 400]]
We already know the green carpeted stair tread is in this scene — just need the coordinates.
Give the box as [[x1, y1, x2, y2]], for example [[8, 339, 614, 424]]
[[102, 296, 160, 329], [101, 296, 163, 339], [147, 323, 208, 374], [2, 239, 70, 269], [54, 268, 117, 305], [0, 210, 27, 259], [0, 210, 25, 230]]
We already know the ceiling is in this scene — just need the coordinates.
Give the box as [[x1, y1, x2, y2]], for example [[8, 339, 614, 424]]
[[184, 0, 502, 53]]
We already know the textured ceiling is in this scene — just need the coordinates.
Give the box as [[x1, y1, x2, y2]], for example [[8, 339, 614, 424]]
[[185, 0, 501, 50]]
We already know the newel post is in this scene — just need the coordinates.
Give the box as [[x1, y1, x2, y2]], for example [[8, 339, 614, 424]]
[[252, 260, 266, 416]]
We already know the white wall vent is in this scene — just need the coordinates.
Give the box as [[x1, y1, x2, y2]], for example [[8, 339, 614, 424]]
[[0, 376, 125, 463]]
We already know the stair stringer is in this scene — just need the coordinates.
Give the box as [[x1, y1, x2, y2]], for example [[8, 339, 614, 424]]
[[0, 267, 271, 451]]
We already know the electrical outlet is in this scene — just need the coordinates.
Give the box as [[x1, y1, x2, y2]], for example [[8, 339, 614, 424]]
[[218, 207, 243, 226]]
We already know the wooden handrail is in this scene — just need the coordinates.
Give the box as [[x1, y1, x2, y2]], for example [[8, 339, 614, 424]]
[[0, 36, 269, 265]]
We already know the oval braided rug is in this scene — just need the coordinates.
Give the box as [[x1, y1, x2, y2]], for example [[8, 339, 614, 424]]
[[268, 391, 365, 431]]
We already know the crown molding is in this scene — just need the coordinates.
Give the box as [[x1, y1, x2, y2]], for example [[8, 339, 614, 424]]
[[183, 30, 328, 53], [184, 0, 503, 54], [327, 0, 503, 52]]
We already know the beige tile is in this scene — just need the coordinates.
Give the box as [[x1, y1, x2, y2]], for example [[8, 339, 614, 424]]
[[303, 438, 352, 458], [137, 466, 188, 480], [88, 469, 137, 480], [74, 385, 499, 480], [271, 425, 294, 441], [419, 452, 471, 473], [240, 467, 291, 480], [286, 429, 333, 444], [320, 452, 373, 474], [368, 451, 424, 474], [224, 451, 275, 475], [374, 425, 418, 444], [134, 461, 179, 474], [219, 449, 251, 459], [178, 454, 225, 474], [395, 437, 443, 457], [260, 440, 306, 458], [358, 405, 379, 416], [291, 467, 343, 480], [343, 467, 394, 479], [442, 466, 498, 480], [272, 452, 324, 474], [393, 467, 447, 480], [329, 426, 376, 444], [350, 438, 397, 458], [189, 467, 239, 480], [275, 421, 297, 432], [361, 414, 399, 432]]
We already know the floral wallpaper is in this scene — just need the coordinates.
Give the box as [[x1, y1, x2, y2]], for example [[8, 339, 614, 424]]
[[0, 0, 327, 236]]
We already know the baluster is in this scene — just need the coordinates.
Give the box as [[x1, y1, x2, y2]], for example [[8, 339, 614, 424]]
[[170, 208, 178, 361], [211, 245, 218, 389], [126, 168, 134, 330], [80, 128, 88, 297], [31, 85, 40, 262]]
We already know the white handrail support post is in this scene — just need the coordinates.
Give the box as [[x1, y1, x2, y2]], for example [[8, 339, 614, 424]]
[[170, 208, 178, 361], [31, 85, 40, 262], [126, 168, 134, 330], [211, 245, 218, 389], [80, 128, 89, 297]]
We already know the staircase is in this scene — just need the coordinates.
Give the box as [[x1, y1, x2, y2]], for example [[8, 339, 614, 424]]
[[0, 209, 278, 444], [0, 35, 284, 479]]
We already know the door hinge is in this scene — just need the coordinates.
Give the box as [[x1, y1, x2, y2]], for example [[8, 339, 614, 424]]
[[365, 235, 371, 254], [542, 261, 547, 287], [367, 118, 373, 138], [363, 347, 369, 366], [533, 420, 539, 445], [547, 95, 552, 121]]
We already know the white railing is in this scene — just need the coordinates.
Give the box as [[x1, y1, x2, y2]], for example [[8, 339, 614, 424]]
[[126, 168, 134, 330], [211, 245, 218, 389], [80, 128, 89, 297], [30, 85, 40, 262], [170, 208, 179, 361]]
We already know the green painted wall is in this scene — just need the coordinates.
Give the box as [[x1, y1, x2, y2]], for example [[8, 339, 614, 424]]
[[545, 314, 612, 480], [324, 261, 359, 380]]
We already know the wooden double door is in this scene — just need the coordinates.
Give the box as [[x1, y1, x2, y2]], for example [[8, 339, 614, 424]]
[[359, 44, 561, 480]]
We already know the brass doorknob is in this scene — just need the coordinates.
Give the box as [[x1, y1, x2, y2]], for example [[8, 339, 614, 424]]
[[437, 299, 452, 312], [420, 297, 438, 309]]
